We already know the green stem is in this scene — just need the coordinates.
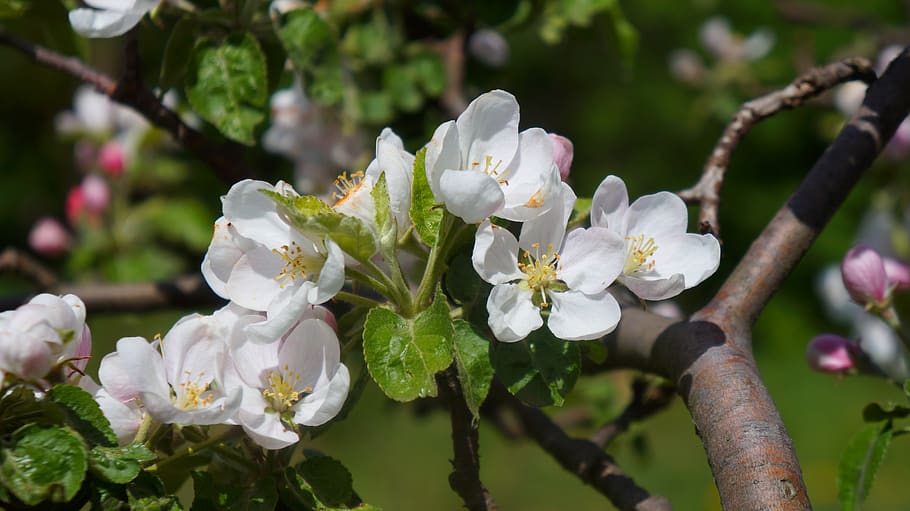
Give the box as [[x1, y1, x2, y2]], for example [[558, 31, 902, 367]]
[[364, 258, 414, 316], [147, 427, 244, 472], [414, 213, 459, 310], [134, 413, 156, 445], [335, 291, 383, 308], [346, 265, 390, 297]]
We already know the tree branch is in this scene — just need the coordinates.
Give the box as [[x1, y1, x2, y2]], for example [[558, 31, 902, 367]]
[[0, 29, 254, 185], [589, 377, 675, 449], [677, 57, 875, 236], [489, 384, 672, 511], [0, 248, 58, 289]]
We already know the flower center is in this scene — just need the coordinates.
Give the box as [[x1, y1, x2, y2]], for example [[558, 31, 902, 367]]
[[472, 155, 508, 185], [261, 364, 312, 413], [176, 370, 215, 410], [518, 243, 560, 307], [624, 235, 658, 275], [332, 171, 365, 206], [273, 241, 309, 288]]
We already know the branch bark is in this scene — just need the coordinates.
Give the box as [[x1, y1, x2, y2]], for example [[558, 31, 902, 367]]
[[0, 29, 254, 185]]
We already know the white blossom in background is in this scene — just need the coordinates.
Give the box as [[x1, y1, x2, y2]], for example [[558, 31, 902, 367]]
[[69, 0, 160, 38], [201, 180, 345, 343], [109, 307, 242, 426], [472, 184, 626, 341], [591, 175, 720, 301], [424, 89, 562, 224], [698, 16, 774, 63], [229, 317, 350, 449]]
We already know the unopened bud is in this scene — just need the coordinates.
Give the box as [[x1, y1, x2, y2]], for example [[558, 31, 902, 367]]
[[28, 217, 72, 257], [468, 29, 510, 68], [806, 334, 857, 373], [841, 244, 888, 307], [98, 141, 125, 177], [549, 133, 574, 181], [81, 174, 111, 213]]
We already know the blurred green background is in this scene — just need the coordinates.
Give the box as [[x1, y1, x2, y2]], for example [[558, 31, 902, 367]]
[[4, 0, 910, 509]]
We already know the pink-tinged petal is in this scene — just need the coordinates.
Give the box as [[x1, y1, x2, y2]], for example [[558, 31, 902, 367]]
[[293, 364, 350, 426], [231, 334, 280, 386], [456, 90, 520, 169], [626, 191, 688, 240], [98, 351, 138, 402], [806, 334, 856, 373], [591, 175, 629, 232], [649, 232, 721, 289], [439, 169, 505, 223], [302, 305, 337, 332], [93, 389, 143, 446], [486, 283, 542, 342], [547, 289, 621, 340], [114, 337, 169, 398], [472, 221, 523, 285], [883, 257, 910, 290], [549, 133, 574, 180], [558, 227, 625, 294], [519, 182, 576, 252], [620, 273, 686, 301], [222, 180, 295, 248], [841, 244, 888, 304], [424, 121, 459, 199]]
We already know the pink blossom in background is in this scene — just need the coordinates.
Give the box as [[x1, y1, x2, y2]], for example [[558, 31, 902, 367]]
[[65, 186, 86, 225], [841, 244, 889, 306], [806, 334, 857, 373], [81, 174, 111, 213], [98, 141, 125, 177], [28, 217, 72, 257]]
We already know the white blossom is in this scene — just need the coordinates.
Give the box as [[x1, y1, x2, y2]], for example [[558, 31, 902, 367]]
[[69, 0, 159, 38]]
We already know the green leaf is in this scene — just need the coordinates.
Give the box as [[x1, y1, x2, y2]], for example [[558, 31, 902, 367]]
[[142, 197, 216, 251], [363, 287, 454, 401], [902, 379, 910, 400], [452, 320, 494, 420], [159, 17, 199, 90], [191, 471, 277, 511], [355, 90, 394, 124], [49, 383, 117, 447], [491, 329, 581, 407], [266, 191, 378, 262], [567, 197, 592, 229], [278, 467, 317, 510], [89, 443, 156, 484], [409, 51, 446, 97], [838, 422, 893, 511], [0, 425, 88, 505], [608, 3, 638, 72], [0, 385, 65, 435], [409, 148, 442, 247], [383, 65, 422, 113], [0, 0, 28, 18], [371, 172, 397, 257], [297, 456, 353, 507], [277, 9, 343, 105], [186, 32, 268, 145], [863, 402, 910, 422], [126, 471, 182, 510]]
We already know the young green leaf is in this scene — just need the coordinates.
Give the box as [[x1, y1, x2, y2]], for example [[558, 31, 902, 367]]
[[491, 329, 581, 407], [862, 402, 910, 423], [409, 148, 442, 247], [297, 456, 353, 507], [159, 16, 198, 90], [0, 385, 65, 436], [186, 32, 268, 145], [89, 443, 156, 484], [371, 172, 397, 257], [49, 383, 117, 447], [0, 425, 88, 505], [838, 422, 893, 511], [363, 287, 454, 401], [277, 9, 344, 105], [452, 320, 494, 420]]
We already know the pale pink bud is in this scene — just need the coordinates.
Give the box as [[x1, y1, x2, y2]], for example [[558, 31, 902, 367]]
[[549, 133, 574, 181], [98, 141, 125, 177], [841, 244, 888, 305], [28, 217, 72, 257], [806, 334, 857, 373], [69, 325, 93, 374], [883, 257, 910, 291], [303, 304, 337, 332], [81, 174, 110, 213], [468, 29, 509, 68]]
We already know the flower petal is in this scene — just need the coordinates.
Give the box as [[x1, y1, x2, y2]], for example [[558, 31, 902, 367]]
[[591, 175, 629, 232], [519, 182, 576, 252], [486, 283, 542, 342], [626, 191, 688, 239], [547, 289, 621, 340], [293, 364, 350, 427], [69, 8, 145, 38], [222, 180, 295, 248], [651, 232, 721, 289], [424, 120, 459, 199], [558, 227, 625, 294], [456, 90, 520, 170], [472, 221, 523, 285], [620, 273, 686, 301], [439, 169, 504, 223]]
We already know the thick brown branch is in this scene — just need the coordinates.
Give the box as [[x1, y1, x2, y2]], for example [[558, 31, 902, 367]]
[[589, 377, 675, 449], [0, 275, 220, 313], [0, 29, 254, 185], [442, 370, 498, 511], [491, 384, 672, 511], [678, 57, 875, 236]]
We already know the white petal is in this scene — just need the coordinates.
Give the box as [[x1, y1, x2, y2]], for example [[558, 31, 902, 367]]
[[311, 239, 345, 304], [626, 191, 688, 239], [472, 221, 523, 285], [424, 121, 459, 199], [225, 247, 286, 311], [98, 351, 138, 402], [439, 169, 504, 223], [499, 129, 560, 221], [69, 8, 145, 38], [456, 90, 520, 170], [558, 227, 625, 294], [651, 232, 721, 289], [93, 389, 143, 446], [239, 405, 299, 450], [245, 282, 316, 344], [222, 180, 295, 248], [518, 181, 576, 252], [114, 337, 169, 398], [372, 128, 414, 227], [281, 319, 340, 390], [84, 0, 157, 10], [202, 217, 249, 298], [620, 273, 686, 301], [293, 364, 350, 426], [486, 283, 543, 342], [591, 175, 629, 232], [547, 290, 621, 340]]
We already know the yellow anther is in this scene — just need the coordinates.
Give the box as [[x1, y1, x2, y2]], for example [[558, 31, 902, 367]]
[[273, 241, 308, 288], [624, 235, 658, 275], [262, 368, 311, 413], [176, 371, 215, 410], [332, 171, 365, 206], [519, 242, 561, 308]]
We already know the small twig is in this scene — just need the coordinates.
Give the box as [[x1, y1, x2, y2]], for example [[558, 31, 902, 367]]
[[589, 378, 675, 449], [677, 57, 875, 236], [433, 30, 468, 118], [442, 369, 498, 511], [773, 0, 885, 30], [490, 384, 672, 511], [0, 248, 58, 289], [0, 274, 220, 312], [0, 28, 254, 185]]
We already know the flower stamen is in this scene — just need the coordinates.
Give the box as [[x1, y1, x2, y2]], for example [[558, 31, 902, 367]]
[[177, 370, 215, 410], [273, 241, 308, 288], [624, 235, 658, 275], [332, 171, 365, 206], [518, 242, 560, 307], [262, 364, 311, 413]]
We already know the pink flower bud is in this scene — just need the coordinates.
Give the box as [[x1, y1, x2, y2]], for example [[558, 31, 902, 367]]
[[66, 186, 85, 225], [841, 244, 888, 306], [883, 257, 910, 291], [303, 304, 337, 332], [98, 141, 125, 177], [81, 174, 111, 213], [549, 133, 574, 181], [28, 217, 72, 257], [806, 334, 857, 373], [468, 29, 510, 68]]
